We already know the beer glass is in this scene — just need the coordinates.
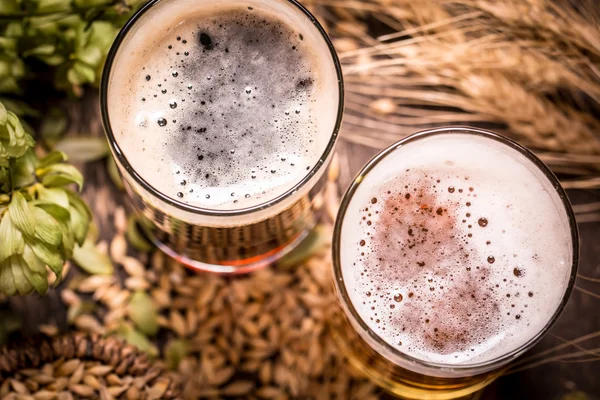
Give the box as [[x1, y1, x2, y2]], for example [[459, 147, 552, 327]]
[[100, 0, 343, 274], [331, 126, 578, 399]]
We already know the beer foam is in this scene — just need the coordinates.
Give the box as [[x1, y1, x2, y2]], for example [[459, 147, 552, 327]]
[[107, 0, 339, 210], [339, 133, 573, 365]]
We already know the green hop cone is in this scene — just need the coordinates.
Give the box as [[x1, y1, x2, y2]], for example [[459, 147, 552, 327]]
[[0, 183, 93, 296], [0, 101, 34, 158], [0, 101, 92, 296], [0, 181, 92, 296], [0, 192, 55, 295]]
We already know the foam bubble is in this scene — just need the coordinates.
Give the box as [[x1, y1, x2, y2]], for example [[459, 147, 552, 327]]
[[107, 1, 338, 210], [340, 133, 573, 365]]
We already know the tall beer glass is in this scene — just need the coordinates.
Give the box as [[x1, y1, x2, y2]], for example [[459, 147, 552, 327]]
[[101, 0, 343, 273], [331, 127, 578, 399]]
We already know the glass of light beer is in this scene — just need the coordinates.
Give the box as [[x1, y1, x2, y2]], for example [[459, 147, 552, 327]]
[[331, 126, 578, 399], [101, 0, 343, 273]]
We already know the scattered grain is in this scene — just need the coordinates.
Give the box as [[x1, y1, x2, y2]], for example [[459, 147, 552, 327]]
[[109, 235, 127, 264], [114, 207, 128, 233]]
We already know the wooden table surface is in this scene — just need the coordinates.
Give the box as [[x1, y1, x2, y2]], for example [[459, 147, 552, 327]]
[[5, 92, 600, 399]]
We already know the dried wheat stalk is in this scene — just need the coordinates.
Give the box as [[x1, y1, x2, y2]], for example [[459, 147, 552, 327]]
[[312, 0, 600, 187]]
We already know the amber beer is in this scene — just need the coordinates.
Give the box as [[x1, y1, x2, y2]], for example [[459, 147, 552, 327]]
[[101, 0, 342, 273], [331, 127, 578, 399]]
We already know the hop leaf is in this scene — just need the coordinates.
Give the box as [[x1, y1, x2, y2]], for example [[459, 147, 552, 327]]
[[0, 0, 143, 96], [165, 339, 188, 370], [116, 323, 159, 357], [0, 206, 25, 262], [37, 150, 68, 169], [32, 206, 62, 246], [54, 136, 109, 163], [9, 191, 35, 237], [35, 200, 76, 260], [22, 245, 49, 293], [65, 21, 118, 90], [11, 148, 37, 188], [36, 185, 69, 209], [72, 223, 113, 275], [128, 291, 159, 336], [0, 1, 21, 14], [0, 102, 34, 158], [66, 189, 91, 245], [36, 163, 84, 191], [0, 55, 25, 94], [18, 0, 73, 13], [39, 107, 68, 145]]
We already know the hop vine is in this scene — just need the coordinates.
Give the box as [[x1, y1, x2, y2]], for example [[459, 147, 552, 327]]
[[0, 0, 146, 96]]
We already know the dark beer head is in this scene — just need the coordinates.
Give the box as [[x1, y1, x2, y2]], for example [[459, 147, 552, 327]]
[[106, 1, 340, 212]]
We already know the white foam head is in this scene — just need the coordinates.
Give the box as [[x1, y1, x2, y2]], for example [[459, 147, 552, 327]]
[[339, 131, 574, 368], [106, 0, 339, 212]]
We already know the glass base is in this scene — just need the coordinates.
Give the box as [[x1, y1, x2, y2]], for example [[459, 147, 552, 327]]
[[329, 309, 503, 400], [146, 228, 311, 274]]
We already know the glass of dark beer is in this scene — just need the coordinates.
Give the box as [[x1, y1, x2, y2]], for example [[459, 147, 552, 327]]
[[331, 126, 578, 399], [101, 0, 343, 273]]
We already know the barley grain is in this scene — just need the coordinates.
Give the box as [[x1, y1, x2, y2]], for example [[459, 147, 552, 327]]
[[169, 310, 187, 337], [114, 207, 127, 233], [81, 375, 100, 390], [146, 379, 169, 400], [87, 365, 113, 377], [68, 384, 94, 397], [10, 379, 29, 394], [32, 391, 57, 400], [107, 386, 129, 397], [56, 392, 74, 400], [74, 315, 105, 334], [221, 380, 254, 396], [38, 324, 59, 337], [56, 360, 81, 377], [125, 386, 141, 400], [67, 363, 84, 385], [109, 235, 127, 264], [122, 257, 146, 278], [77, 276, 114, 293], [96, 241, 108, 255]]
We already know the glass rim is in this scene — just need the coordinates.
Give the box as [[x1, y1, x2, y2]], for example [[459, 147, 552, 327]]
[[332, 126, 580, 373], [100, 0, 344, 217]]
